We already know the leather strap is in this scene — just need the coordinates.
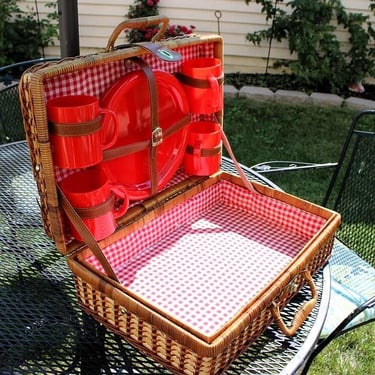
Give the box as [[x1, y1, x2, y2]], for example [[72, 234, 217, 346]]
[[102, 114, 190, 161], [57, 186, 120, 282], [49, 116, 102, 136], [109, 41, 182, 62], [129, 56, 159, 196], [175, 72, 224, 88], [129, 42, 182, 62], [185, 144, 222, 157], [219, 118, 257, 193], [74, 194, 114, 219], [102, 57, 191, 196], [163, 113, 191, 138], [103, 139, 149, 161]]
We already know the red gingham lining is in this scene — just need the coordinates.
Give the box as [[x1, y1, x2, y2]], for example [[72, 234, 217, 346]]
[[47, 43, 215, 184], [86, 180, 326, 342], [44, 43, 214, 102], [48, 42, 217, 240]]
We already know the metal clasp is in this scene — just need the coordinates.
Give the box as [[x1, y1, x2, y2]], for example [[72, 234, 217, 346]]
[[152, 127, 163, 147]]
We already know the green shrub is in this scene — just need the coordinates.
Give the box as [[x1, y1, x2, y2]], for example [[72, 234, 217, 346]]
[[245, 0, 375, 93], [0, 0, 58, 66], [125, 0, 195, 42]]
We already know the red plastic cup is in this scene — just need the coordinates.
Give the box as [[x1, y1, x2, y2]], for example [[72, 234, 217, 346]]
[[59, 167, 129, 241], [180, 57, 223, 114], [47, 95, 119, 169], [183, 121, 222, 176]]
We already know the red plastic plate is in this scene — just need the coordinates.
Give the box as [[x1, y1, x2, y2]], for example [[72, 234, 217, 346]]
[[101, 70, 189, 200]]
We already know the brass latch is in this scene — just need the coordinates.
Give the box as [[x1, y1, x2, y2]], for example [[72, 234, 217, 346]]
[[152, 127, 163, 147]]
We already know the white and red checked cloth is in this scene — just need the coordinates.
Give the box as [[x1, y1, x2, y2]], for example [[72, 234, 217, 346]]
[[87, 180, 326, 343]]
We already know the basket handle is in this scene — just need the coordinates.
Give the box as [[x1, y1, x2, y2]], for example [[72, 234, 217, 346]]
[[105, 15, 169, 52], [271, 270, 317, 336]]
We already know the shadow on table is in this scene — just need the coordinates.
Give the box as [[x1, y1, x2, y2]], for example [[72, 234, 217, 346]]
[[0, 276, 82, 373], [0, 240, 323, 375], [0, 274, 169, 374]]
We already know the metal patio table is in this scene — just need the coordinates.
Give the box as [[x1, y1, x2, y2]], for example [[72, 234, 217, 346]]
[[0, 141, 330, 375]]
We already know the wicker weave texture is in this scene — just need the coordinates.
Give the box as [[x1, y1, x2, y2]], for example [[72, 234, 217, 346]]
[[71, 237, 334, 374], [18, 21, 340, 374], [19, 34, 223, 254], [67, 173, 339, 374]]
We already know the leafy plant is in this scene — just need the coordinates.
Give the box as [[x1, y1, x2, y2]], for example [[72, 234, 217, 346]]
[[163, 24, 196, 39], [128, 0, 160, 18], [125, 0, 195, 42], [245, 0, 375, 93], [0, 0, 58, 66]]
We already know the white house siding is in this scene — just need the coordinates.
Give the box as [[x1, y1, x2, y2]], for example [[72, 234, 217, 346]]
[[18, 0, 375, 75]]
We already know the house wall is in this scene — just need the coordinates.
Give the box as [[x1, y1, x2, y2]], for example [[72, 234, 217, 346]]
[[18, 0, 375, 75]]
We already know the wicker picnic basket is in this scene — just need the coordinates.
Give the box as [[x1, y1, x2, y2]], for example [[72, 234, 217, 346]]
[[19, 16, 341, 374]]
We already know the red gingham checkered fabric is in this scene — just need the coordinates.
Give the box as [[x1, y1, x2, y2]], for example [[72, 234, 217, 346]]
[[44, 43, 214, 101], [86, 180, 326, 342], [48, 42, 216, 241], [48, 43, 214, 185]]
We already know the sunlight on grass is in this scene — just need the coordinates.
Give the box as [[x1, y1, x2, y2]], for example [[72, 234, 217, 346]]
[[223, 98, 355, 204], [309, 325, 375, 375]]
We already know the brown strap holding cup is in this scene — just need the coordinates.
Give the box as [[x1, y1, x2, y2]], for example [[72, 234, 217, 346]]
[[185, 144, 222, 157], [175, 72, 224, 88], [57, 186, 120, 282], [49, 116, 102, 136], [74, 194, 114, 219]]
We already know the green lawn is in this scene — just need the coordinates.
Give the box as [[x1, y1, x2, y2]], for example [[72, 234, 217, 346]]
[[223, 97, 354, 204], [223, 97, 375, 374]]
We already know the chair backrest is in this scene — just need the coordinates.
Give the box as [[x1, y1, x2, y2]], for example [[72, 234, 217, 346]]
[[0, 58, 60, 144], [323, 110, 375, 267], [0, 83, 24, 143]]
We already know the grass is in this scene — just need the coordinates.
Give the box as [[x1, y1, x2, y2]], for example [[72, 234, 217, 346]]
[[309, 324, 375, 375], [223, 97, 354, 204], [223, 97, 375, 374]]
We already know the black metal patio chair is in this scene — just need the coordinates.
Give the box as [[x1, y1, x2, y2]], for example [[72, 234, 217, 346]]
[[0, 58, 59, 144], [297, 109, 375, 373], [0, 59, 60, 278], [248, 109, 374, 372]]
